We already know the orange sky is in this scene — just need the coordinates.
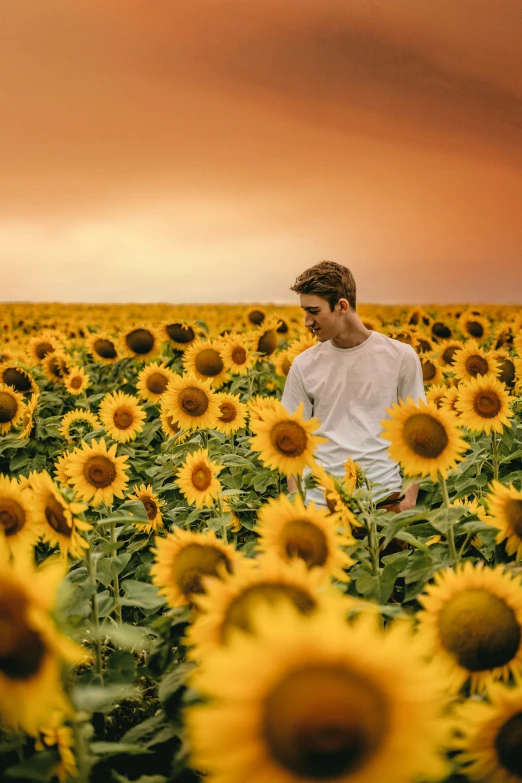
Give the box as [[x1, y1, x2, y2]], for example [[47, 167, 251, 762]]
[[1, 0, 522, 304]]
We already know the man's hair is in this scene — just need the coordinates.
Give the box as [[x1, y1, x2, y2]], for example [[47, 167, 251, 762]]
[[290, 260, 357, 311]]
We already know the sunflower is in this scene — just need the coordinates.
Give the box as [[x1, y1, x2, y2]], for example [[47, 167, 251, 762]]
[[437, 338, 465, 367], [0, 382, 24, 434], [59, 409, 101, 441], [127, 483, 164, 533], [65, 438, 129, 507], [186, 604, 449, 783], [459, 311, 490, 342], [176, 448, 224, 509], [414, 335, 435, 354], [163, 320, 198, 350], [150, 528, 241, 608], [420, 355, 444, 386], [250, 401, 327, 477], [440, 385, 462, 415], [255, 493, 353, 581], [245, 306, 266, 326], [493, 350, 518, 389], [121, 324, 161, 361], [31, 471, 91, 559], [54, 452, 74, 487], [0, 540, 89, 736], [162, 371, 220, 431], [426, 384, 448, 409], [312, 464, 361, 530], [285, 332, 319, 364], [41, 351, 71, 384], [213, 392, 247, 435], [0, 475, 41, 556], [26, 331, 63, 365], [136, 362, 176, 403], [98, 391, 146, 444], [453, 682, 522, 783], [18, 392, 39, 439], [485, 480, 522, 561], [343, 456, 365, 492], [220, 334, 255, 375], [158, 399, 189, 442], [453, 340, 500, 383], [0, 363, 38, 395], [63, 366, 90, 395], [251, 316, 282, 357], [182, 339, 229, 388], [36, 713, 77, 783], [274, 350, 292, 378], [185, 555, 343, 659], [86, 332, 119, 364], [417, 562, 522, 692], [247, 394, 282, 424], [456, 374, 514, 435], [381, 397, 468, 481]]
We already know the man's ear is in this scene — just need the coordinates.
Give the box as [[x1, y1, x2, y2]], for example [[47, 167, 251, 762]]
[[338, 298, 349, 313]]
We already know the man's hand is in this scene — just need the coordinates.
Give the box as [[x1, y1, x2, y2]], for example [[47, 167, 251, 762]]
[[287, 475, 298, 495], [398, 482, 420, 512]]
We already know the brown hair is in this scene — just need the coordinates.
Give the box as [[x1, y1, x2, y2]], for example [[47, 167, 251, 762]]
[[290, 261, 357, 311]]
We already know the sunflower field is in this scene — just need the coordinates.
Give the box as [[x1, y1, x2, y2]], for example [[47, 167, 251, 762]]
[[2, 301, 522, 783]]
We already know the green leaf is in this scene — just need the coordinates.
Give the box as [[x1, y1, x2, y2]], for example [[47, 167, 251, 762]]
[[120, 579, 165, 611], [107, 650, 137, 682], [96, 553, 132, 587], [73, 683, 138, 713], [103, 623, 157, 651], [354, 571, 380, 601], [5, 751, 58, 781], [91, 742, 152, 756]]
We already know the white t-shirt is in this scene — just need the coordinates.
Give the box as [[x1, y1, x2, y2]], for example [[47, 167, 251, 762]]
[[281, 330, 426, 505]]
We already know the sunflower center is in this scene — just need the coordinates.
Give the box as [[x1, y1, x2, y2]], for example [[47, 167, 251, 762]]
[[166, 414, 181, 434], [35, 341, 53, 359], [114, 408, 133, 429], [195, 349, 224, 377], [3, 368, 32, 393], [277, 320, 289, 334], [172, 543, 232, 597], [499, 360, 516, 387], [442, 346, 458, 365], [231, 346, 247, 364], [280, 520, 329, 568], [466, 321, 484, 338], [0, 499, 26, 536], [0, 589, 46, 680], [93, 338, 117, 359], [0, 391, 18, 423], [465, 355, 489, 377], [506, 499, 522, 537], [248, 309, 265, 325], [258, 330, 278, 356], [45, 494, 72, 537], [422, 361, 437, 381], [146, 372, 168, 395], [191, 464, 212, 491], [83, 455, 117, 489], [282, 357, 292, 376], [270, 421, 308, 457], [49, 356, 68, 378], [473, 391, 501, 419], [70, 376, 83, 389], [402, 413, 449, 459], [142, 497, 158, 520], [218, 402, 236, 423], [263, 664, 388, 779], [221, 583, 316, 642], [166, 323, 195, 343], [438, 588, 521, 671], [495, 711, 522, 776], [432, 322, 451, 339], [179, 387, 209, 416], [126, 329, 154, 355]]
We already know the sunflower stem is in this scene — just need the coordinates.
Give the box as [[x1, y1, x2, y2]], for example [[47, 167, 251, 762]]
[[296, 474, 306, 505], [247, 369, 253, 401], [217, 493, 227, 543], [439, 475, 457, 562], [85, 543, 103, 683], [491, 432, 499, 482], [110, 522, 122, 624]]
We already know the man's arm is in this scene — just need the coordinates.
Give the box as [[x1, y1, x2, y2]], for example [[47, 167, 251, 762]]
[[287, 475, 298, 494], [399, 481, 420, 511], [397, 348, 426, 510]]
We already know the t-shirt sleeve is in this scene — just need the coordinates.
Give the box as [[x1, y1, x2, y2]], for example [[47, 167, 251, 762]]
[[397, 346, 426, 405], [281, 362, 313, 419]]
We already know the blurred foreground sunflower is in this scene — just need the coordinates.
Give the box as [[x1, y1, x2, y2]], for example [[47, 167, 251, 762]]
[[186, 604, 449, 783]]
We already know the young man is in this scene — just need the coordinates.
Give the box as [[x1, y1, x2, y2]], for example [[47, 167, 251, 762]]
[[282, 260, 426, 512]]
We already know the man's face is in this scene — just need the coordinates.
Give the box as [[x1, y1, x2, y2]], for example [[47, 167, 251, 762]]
[[300, 293, 346, 342]]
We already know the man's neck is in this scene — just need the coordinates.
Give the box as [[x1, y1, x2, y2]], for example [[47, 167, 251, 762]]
[[330, 313, 372, 349]]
